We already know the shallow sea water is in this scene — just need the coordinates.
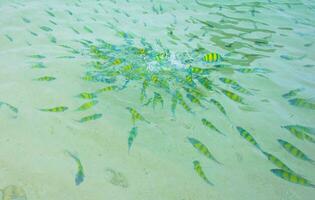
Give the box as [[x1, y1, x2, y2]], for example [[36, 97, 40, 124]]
[[0, 0, 315, 200]]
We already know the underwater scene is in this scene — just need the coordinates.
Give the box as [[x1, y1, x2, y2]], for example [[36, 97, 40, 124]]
[[0, 0, 315, 199]]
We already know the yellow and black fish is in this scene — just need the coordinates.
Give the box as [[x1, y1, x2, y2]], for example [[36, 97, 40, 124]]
[[278, 139, 315, 164], [262, 151, 294, 173], [203, 53, 221, 62], [77, 113, 102, 123], [193, 160, 213, 186], [236, 127, 262, 152], [40, 106, 68, 112], [126, 107, 150, 124], [271, 169, 315, 188], [202, 118, 225, 136], [76, 100, 98, 111], [188, 137, 221, 164]]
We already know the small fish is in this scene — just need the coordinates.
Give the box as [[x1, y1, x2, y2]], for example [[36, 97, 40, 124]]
[[77, 113, 102, 123], [209, 99, 227, 116], [5, 34, 13, 42], [236, 127, 262, 152], [187, 137, 221, 164], [171, 93, 178, 116], [231, 85, 252, 95], [76, 100, 98, 111], [201, 118, 225, 136], [45, 10, 55, 17], [262, 151, 293, 172], [95, 86, 118, 93], [31, 62, 46, 68], [235, 68, 271, 74], [0, 102, 18, 114], [280, 54, 306, 61], [289, 125, 315, 136], [83, 26, 93, 33], [197, 76, 213, 91], [70, 26, 80, 34], [34, 76, 56, 81], [193, 160, 213, 186], [278, 139, 314, 164], [288, 98, 315, 110], [29, 31, 38, 37], [203, 52, 221, 62], [282, 88, 303, 99], [77, 92, 97, 99], [152, 92, 163, 109], [66, 151, 85, 186], [128, 126, 138, 152], [40, 26, 53, 32], [186, 93, 204, 108], [49, 35, 57, 43], [126, 107, 149, 124], [282, 125, 315, 143], [220, 89, 245, 104], [270, 169, 315, 188], [29, 54, 46, 59], [22, 17, 31, 23], [40, 106, 68, 112]]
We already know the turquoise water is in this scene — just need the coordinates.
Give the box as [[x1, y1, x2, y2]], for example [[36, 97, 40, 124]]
[[0, 0, 315, 199]]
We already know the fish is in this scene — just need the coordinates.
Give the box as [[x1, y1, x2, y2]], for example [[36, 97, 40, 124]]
[[231, 85, 252, 95], [31, 62, 46, 69], [235, 68, 271, 74], [282, 88, 303, 99], [262, 151, 294, 172], [197, 76, 213, 91], [83, 26, 93, 33], [0, 102, 18, 114], [40, 26, 53, 32], [77, 113, 102, 123], [5, 34, 13, 42], [40, 106, 68, 112], [95, 86, 118, 93], [126, 107, 149, 124], [34, 76, 56, 81], [152, 92, 163, 109], [220, 88, 246, 104], [128, 126, 138, 152], [209, 99, 227, 116], [282, 125, 315, 143], [270, 169, 315, 188], [66, 151, 85, 186], [203, 53, 221, 62], [280, 54, 306, 61], [77, 92, 97, 99], [29, 31, 38, 37], [49, 35, 57, 43], [289, 125, 315, 136], [186, 93, 204, 108], [29, 54, 46, 59], [201, 118, 225, 136], [236, 127, 262, 152], [22, 17, 31, 23], [171, 93, 178, 116], [193, 160, 213, 186], [288, 98, 315, 110], [45, 10, 55, 17], [187, 137, 221, 164], [277, 139, 314, 164], [76, 100, 98, 111]]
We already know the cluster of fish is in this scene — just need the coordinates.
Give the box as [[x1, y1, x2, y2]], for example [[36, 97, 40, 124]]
[[282, 88, 315, 110], [3, 0, 313, 191]]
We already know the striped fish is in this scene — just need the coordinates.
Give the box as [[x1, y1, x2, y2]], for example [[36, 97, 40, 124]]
[[278, 139, 314, 164], [203, 53, 221, 62], [271, 169, 315, 188]]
